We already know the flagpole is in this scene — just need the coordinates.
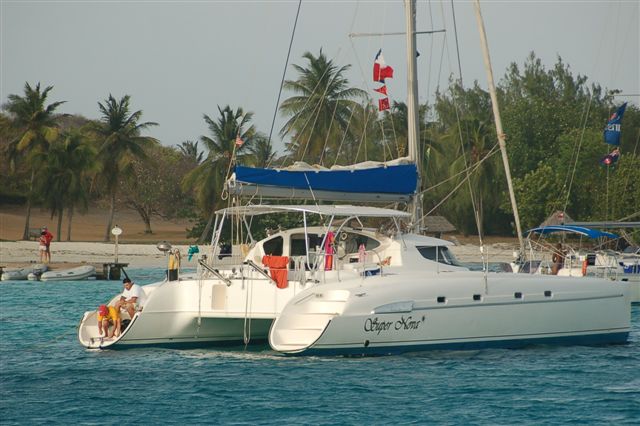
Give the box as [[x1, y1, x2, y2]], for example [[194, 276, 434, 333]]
[[473, 0, 524, 254], [404, 0, 422, 233]]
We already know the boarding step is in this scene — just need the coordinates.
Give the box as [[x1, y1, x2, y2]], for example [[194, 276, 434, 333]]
[[275, 313, 335, 330], [271, 328, 326, 346], [295, 301, 345, 315]]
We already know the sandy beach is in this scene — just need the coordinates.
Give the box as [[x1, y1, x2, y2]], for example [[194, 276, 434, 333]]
[[1, 205, 519, 268], [0, 239, 519, 270]]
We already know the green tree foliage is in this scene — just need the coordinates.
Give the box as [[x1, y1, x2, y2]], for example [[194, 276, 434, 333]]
[[177, 140, 204, 166], [506, 164, 565, 230], [499, 53, 608, 177], [339, 102, 385, 164], [280, 50, 366, 165], [0, 112, 27, 203], [183, 105, 255, 243], [35, 130, 97, 240], [92, 94, 158, 241], [246, 133, 277, 168], [120, 144, 192, 234], [3, 82, 65, 239]]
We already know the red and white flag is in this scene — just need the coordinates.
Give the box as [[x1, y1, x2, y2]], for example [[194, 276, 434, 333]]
[[235, 136, 244, 147], [378, 97, 390, 112], [373, 49, 394, 83], [374, 85, 388, 96]]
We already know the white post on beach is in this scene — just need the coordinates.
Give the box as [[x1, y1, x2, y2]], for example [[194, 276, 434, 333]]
[[111, 226, 123, 263]]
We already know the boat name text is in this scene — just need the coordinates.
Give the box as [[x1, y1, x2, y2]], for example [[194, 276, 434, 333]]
[[363, 316, 425, 335]]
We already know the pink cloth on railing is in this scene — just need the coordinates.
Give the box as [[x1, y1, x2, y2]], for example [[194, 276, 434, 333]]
[[324, 232, 335, 271]]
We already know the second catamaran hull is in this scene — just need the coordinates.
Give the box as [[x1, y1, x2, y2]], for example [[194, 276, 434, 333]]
[[269, 273, 631, 356]]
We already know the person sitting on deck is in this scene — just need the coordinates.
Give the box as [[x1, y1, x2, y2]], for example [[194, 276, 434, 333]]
[[115, 278, 145, 319], [97, 304, 121, 338]]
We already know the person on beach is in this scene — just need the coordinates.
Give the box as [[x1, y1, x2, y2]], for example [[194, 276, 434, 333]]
[[116, 278, 145, 319], [38, 231, 48, 263], [41, 226, 54, 263], [551, 243, 565, 275], [97, 304, 121, 338]]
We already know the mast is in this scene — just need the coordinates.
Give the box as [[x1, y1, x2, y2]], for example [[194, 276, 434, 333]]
[[405, 0, 422, 232], [472, 0, 525, 253]]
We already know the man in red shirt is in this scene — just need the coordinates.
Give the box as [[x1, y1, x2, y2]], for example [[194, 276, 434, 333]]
[[42, 226, 54, 263]]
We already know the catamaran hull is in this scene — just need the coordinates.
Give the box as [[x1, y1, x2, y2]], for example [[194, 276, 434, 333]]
[[291, 305, 629, 357], [77, 275, 311, 349], [78, 310, 273, 349], [269, 274, 631, 357]]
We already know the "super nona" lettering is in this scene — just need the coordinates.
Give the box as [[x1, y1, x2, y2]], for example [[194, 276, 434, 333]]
[[364, 315, 425, 334]]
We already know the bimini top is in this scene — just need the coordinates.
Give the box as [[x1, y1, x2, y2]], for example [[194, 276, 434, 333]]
[[526, 225, 618, 239], [215, 204, 411, 218]]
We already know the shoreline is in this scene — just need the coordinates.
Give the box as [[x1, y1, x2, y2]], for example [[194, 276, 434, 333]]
[[0, 240, 518, 269]]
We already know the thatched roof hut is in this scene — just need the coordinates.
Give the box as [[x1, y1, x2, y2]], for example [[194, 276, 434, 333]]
[[539, 210, 574, 227], [423, 216, 457, 237]]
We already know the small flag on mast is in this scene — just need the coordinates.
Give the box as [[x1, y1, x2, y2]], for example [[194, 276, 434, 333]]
[[604, 103, 627, 146], [373, 49, 394, 83], [374, 85, 388, 96], [235, 136, 244, 147], [600, 148, 621, 167], [378, 97, 390, 112]]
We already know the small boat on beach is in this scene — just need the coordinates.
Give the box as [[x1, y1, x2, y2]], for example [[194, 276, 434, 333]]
[[2, 264, 48, 281], [38, 265, 96, 282]]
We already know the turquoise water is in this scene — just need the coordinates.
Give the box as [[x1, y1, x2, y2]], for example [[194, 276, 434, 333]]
[[1, 268, 639, 424]]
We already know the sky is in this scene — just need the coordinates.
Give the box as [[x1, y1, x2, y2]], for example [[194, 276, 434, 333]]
[[2, 0, 638, 155]]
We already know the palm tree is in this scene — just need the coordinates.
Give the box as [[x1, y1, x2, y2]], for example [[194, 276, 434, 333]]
[[182, 105, 255, 243], [36, 130, 97, 240], [246, 133, 276, 168], [93, 94, 158, 241], [334, 101, 385, 165], [4, 82, 65, 239], [279, 50, 366, 165], [177, 140, 204, 165]]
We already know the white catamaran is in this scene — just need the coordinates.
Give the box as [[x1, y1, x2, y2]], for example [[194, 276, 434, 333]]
[[267, 0, 631, 356], [78, 0, 631, 353]]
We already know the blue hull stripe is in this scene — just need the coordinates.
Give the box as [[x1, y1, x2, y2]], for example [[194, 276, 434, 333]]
[[296, 332, 630, 357]]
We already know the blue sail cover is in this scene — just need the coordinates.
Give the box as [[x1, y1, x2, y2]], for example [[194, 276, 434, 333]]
[[234, 164, 418, 195], [526, 225, 618, 239]]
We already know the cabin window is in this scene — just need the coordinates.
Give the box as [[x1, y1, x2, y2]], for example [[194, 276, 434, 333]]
[[263, 236, 283, 256], [340, 232, 381, 255], [416, 246, 461, 266], [290, 233, 320, 256]]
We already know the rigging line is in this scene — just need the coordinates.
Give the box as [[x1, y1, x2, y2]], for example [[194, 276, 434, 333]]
[[422, 0, 435, 122], [267, 0, 302, 150], [419, 142, 500, 195], [418, 148, 489, 222], [448, 0, 484, 246], [280, 77, 328, 167], [318, 97, 341, 165], [616, 130, 639, 221], [284, 49, 343, 166], [419, 143, 499, 219], [609, 2, 626, 90], [346, 38, 389, 163], [562, 92, 594, 214], [331, 93, 359, 166], [299, 49, 346, 163]]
